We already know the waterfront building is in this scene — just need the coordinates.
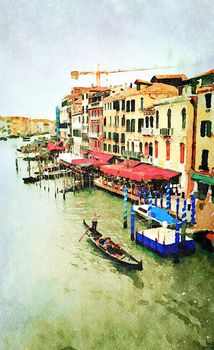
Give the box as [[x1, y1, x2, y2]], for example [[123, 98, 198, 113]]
[[153, 95, 195, 195], [59, 95, 72, 142], [88, 88, 110, 152], [102, 82, 177, 161], [181, 69, 214, 202]]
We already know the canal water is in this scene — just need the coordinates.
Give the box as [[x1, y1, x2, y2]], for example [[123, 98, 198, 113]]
[[0, 139, 213, 350]]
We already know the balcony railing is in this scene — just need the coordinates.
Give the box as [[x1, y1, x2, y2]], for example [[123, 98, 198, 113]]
[[90, 116, 100, 121], [121, 150, 141, 160], [141, 127, 154, 135], [88, 132, 99, 139], [80, 145, 90, 151], [160, 128, 173, 136]]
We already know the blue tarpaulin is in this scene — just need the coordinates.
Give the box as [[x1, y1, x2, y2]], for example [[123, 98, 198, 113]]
[[151, 206, 179, 225]]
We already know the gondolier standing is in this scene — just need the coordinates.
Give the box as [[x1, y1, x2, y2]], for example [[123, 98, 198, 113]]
[[92, 213, 100, 230]]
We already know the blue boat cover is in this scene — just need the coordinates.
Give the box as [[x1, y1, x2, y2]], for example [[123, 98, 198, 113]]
[[151, 206, 179, 225]]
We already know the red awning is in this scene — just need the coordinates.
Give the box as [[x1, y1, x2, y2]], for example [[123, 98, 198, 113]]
[[80, 150, 90, 155], [100, 164, 123, 176], [71, 158, 107, 168], [129, 165, 181, 182], [47, 143, 64, 151], [89, 151, 114, 162]]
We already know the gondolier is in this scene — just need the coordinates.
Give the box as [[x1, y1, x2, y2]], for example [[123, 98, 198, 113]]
[[91, 213, 100, 230]]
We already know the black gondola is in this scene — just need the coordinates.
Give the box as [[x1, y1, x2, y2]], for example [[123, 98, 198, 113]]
[[22, 176, 40, 184], [83, 219, 143, 271]]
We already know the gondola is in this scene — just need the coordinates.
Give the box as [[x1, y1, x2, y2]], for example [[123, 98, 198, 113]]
[[83, 219, 143, 271], [22, 176, 40, 184]]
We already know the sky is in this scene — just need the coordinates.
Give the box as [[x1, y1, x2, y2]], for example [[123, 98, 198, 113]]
[[0, 0, 213, 119]]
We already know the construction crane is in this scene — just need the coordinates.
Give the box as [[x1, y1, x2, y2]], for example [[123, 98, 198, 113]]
[[71, 64, 174, 86]]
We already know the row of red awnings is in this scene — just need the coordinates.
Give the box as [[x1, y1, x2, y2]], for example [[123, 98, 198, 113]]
[[61, 149, 180, 181], [100, 162, 180, 182]]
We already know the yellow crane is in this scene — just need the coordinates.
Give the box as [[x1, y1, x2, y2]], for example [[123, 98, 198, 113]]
[[71, 64, 174, 86]]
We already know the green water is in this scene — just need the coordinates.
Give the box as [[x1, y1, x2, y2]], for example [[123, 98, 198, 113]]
[[0, 140, 213, 350]]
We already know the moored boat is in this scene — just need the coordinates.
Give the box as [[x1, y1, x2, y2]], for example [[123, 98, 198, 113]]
[[22, 176, 40, 184], [133, 204, 180, 226], [83, 219, 143, 270]]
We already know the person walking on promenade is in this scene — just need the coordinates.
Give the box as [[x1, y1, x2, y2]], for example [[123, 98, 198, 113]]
[[91, 213, 100, 230]]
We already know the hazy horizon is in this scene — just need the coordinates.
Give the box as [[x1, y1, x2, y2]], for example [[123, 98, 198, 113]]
[[1, 0, 213, 120]]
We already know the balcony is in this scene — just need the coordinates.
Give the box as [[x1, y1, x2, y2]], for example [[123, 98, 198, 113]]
[[141, 127, 154, 135], [90, 116, 100, 121], [88, 131, 99, 139], [121, 150, 141, 160], [80, 145, 90, 151], [160, 128, 173, 136]]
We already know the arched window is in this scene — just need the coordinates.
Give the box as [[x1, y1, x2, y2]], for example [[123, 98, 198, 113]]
[[180, 143, 185, 164], [149, 142, 153, 156], [145, 142, 149, 156], [181, 108, 186, 129], [139, 142, 143, 153], [150, 116, 154, 128], [156, 111, 159, 129], [167, 109, 172, 129], [155, 141, 158, 158], [127, 141, 130, 151], [145, 116, 149, 128], [131, 141, 134, 152], [166, 140, 170, 160]]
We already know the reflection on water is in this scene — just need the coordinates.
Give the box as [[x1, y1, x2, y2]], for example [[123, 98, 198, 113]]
[[0, 139, 214, 350]]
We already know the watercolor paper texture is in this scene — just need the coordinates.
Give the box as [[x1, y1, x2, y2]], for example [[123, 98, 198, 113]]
[[0, 1, 213, 350]]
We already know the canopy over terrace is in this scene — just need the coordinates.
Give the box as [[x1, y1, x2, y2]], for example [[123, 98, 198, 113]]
[[89, 151, 115, 163], [121, 164, 181, 182], [100, 160, 140, 176], [47, 143, 64, 152], [71, 158, 108, 168]]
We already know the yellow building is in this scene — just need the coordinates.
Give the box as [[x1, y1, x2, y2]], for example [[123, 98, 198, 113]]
[[102, 82, 177, 161], [154, 96, 195, 195], [181, 69, 214, 201]]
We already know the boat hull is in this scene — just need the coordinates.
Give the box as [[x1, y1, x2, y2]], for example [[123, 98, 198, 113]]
[[83, 220, 142, 271]]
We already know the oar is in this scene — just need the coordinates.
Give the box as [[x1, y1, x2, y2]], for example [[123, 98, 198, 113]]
[[79, 229, 89, 243]]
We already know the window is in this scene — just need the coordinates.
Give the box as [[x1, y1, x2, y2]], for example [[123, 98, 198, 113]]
[[138, 118, 144, 132], [121, 133, 125, 143], [166, 140, 170, 160], [105, 104, 106, 110], [126, 119, 131, 132], [150, 116, 154, 128], [149, 142, 153, 157], [155, 141, 158, 158], [200, 149, 209, 170], [156, 111, 159, 129], [82, 95, 84, 100], [205, 93, 212, 109], [136, 84, 140, 91], [145, 116, 149, 128], [144, 142, 149, 156], [82, 116, 84, 124], [62, 100, 68, 107], [131, 99, 135, 112], [200, 121, 212, 137], [104, 132, 106, 139], [126, 100, 130, 112], [167, 109, 172, 129], [131, 142, 134, 152], [121, 146, 125, 154], [109, 116, 112, 126], [103, 143, 107, 151], [140, 98, 144, 110], [108, 132, 111, 139], [180, 143, 185, 164], [108, 144, 111, 152], [181, 108, 186, 129], [121, 115, 125, 126], [104, 117, 106, 126], [86, 93, 88, 99], [131, 119, 135, 132], [122, 100, 125, 111]]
